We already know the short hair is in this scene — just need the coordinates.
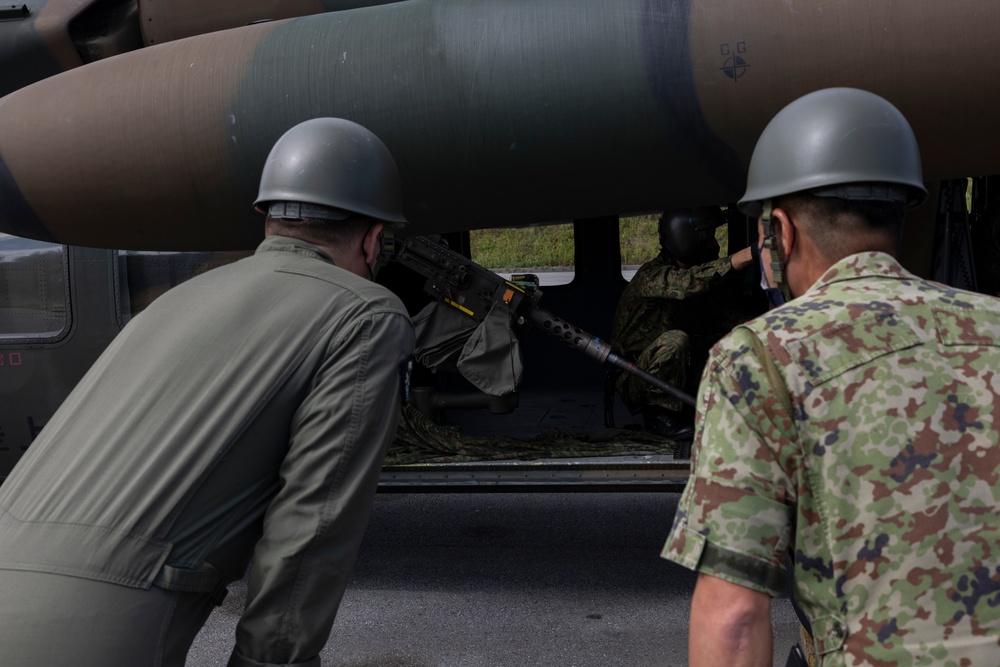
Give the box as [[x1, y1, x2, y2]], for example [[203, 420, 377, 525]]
[[265, 214, 377, 248], [775, 192, 907, 258]]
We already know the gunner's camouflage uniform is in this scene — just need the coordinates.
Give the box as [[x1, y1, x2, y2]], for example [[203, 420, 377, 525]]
[[612, 253, 751, 412], [663, 252, 1000, 666]]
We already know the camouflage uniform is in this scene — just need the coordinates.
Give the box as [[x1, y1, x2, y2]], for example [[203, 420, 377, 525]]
[[612, 253, 749, 413], [662, 252, 1000, 665]]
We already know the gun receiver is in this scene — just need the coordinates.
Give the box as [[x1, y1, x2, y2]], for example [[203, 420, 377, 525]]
[[392, 236, 696, 408]]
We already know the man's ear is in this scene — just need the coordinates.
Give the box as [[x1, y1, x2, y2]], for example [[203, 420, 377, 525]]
[[770, 207, 796, 261], [362, 222, 385, 263]]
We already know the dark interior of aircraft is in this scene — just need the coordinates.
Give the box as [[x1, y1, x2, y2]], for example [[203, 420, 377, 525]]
[[5, 177, 995, 490]]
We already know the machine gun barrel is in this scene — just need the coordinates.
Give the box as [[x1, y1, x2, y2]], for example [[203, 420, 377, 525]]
[[525, 309, 696, 408], [392, 236, 696, 408]]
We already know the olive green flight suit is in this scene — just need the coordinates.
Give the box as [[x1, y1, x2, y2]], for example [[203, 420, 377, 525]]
[[0, 236, 415, 667]]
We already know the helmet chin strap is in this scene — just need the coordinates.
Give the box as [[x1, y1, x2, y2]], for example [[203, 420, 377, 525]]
[[759, 200, 792, 307]]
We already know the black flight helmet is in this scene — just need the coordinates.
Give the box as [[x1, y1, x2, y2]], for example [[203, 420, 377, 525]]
[[658, 207, 725, 266]]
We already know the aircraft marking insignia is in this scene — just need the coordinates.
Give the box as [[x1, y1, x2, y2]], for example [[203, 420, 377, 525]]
[[719, 42, 749, 82], [0, 352, 23, 367]]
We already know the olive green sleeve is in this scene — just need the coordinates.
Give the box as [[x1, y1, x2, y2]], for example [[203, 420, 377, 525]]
[[229, 309, 414, 667]]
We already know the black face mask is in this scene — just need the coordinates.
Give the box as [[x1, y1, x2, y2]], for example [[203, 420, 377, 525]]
[[361, 223, 396, 282]]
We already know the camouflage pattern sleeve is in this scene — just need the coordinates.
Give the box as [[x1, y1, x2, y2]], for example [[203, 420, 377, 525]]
[[663, 253, 1000, 663], [634, 255, 735, 301], [662, 325, 798, 596]]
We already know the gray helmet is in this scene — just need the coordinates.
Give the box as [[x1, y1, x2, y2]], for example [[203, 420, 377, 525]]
[[659, 207, 723, 266], [738, 88, 928, 217], [255, 117, 406, 224]]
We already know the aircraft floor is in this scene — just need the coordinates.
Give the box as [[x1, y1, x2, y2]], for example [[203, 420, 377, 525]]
[[442, 386, 643, 440], [382, 388, 691, 491]]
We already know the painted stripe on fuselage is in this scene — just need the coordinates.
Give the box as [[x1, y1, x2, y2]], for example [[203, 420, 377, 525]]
[[0, 153, 53, 243], [639, 0, 745, 199], [232, 0, 719, 233]]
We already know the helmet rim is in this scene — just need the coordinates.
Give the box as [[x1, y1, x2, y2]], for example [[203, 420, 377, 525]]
[[737, 88, 928, 217]]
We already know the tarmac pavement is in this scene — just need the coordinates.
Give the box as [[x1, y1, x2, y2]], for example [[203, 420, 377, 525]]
[[188, 492, 799, 667]]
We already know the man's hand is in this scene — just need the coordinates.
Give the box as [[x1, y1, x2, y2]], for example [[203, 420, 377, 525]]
[[689, 573, 773, 667], [730, 246, 755, 272]]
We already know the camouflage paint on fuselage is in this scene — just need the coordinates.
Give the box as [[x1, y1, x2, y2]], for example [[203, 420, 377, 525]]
[[639, 0, 745, 199], [687, 1, 1000, 178], [138, 0, 401, 45], [0, 22, 277, 249], [0, 0, 998, 256], [228, 0, 708, 239], [0, 0, 70, 98], [0, 157, 51, 243]]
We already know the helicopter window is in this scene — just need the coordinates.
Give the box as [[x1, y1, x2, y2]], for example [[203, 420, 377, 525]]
[[0, 234, 69, 340], [117, 250, 252, 322], [470, 222, 574, 286], [620, 215, 658, 281]]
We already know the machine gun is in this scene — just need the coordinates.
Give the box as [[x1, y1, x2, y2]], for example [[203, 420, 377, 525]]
[[390, 235, 696, 408]]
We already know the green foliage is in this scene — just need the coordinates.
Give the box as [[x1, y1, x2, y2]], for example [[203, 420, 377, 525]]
[[470, 215, 729, 269], [619, 215, 660, 265], [470, 224, 577, 269]]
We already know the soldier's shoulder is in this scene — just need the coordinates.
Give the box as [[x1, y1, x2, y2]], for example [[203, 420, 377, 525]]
[[630, 255, 667, 279], [706, 322, 769, 371], [349, 279, 411, 317]]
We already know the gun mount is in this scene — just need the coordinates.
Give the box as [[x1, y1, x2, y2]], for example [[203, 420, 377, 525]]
[[392, 235, 696, 408]]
